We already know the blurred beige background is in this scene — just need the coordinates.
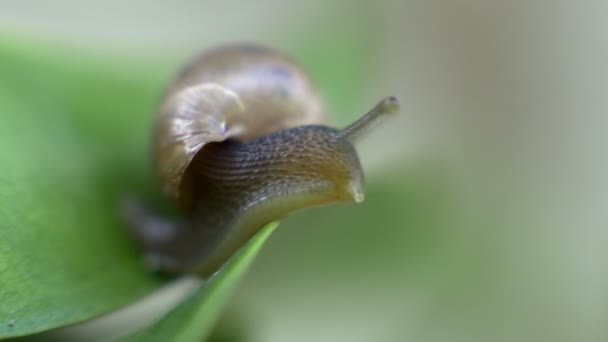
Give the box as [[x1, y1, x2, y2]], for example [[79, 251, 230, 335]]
[[3, 1, 607, 341]]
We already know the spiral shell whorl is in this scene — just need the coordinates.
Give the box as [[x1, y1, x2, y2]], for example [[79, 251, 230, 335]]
[[153, 44, 326, 209]]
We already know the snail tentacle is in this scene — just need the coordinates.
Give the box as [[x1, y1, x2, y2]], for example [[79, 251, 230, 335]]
[[338, 96, 400, 142]]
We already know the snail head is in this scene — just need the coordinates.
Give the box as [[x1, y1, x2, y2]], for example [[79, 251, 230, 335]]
[[230, 96, 400, 207]]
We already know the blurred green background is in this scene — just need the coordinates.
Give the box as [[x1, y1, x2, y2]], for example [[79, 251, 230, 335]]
[[1, 1, 607, 341]]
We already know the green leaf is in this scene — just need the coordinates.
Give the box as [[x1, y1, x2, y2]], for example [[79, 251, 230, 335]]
[[0, 35, 170, 338], [0, 27, 370, 339], [123, 222, 279, 342]]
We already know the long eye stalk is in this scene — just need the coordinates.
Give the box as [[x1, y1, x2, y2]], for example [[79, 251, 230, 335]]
[[339, 96, 400, 142]]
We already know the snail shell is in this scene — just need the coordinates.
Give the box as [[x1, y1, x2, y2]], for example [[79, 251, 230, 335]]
[[154, 44, 326, 210]]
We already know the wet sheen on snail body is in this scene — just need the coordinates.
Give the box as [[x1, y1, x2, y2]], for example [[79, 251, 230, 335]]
[[124, 44, 399, 276]]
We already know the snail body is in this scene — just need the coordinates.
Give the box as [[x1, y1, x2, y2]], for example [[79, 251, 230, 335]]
[[124, 44, 399, 276]]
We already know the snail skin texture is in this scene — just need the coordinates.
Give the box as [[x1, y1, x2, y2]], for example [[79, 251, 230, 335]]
[[123, 44, 399, 276]]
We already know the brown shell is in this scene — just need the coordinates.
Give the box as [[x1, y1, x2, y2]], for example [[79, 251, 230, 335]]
[[153, 44, 326, 209]]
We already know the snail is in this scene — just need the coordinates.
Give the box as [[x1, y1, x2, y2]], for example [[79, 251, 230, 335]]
[[123, 44, 399, 276]]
